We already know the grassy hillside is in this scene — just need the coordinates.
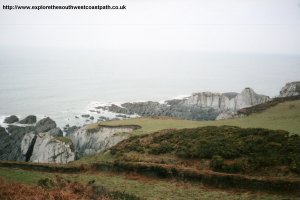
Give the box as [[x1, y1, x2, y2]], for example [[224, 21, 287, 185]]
[[89, 100, 300, 135], [88, 100, 300, 135], [111, 126, 300, 176], [79, 99, 300, 176], [1, 99, 299, 199]]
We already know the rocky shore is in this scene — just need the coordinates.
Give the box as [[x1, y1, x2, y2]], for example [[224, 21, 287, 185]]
[[0, 116, 74, 163], [0, 116, 140, 163], [0, 81, 299, 164], [96, 87, 270, 120]]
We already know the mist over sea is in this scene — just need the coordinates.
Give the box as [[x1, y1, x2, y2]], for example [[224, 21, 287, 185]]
[[1, 47, 299, 127]]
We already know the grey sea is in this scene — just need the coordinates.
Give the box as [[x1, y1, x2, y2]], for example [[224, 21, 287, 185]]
[[1, 47, 299, 128]]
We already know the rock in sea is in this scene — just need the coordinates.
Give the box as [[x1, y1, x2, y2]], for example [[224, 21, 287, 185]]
[[35, 117, 56, 133], [4, 115, 19, 124], [19, 115, 37, 124]]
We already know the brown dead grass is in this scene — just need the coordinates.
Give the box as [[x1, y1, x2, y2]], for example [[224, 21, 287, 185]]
[[0, 178, 110, 200]]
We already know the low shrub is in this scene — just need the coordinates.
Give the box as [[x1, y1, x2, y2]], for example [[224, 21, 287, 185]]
[[110, 126, 300, 174], [37, 177, 55, 189], [210, 155, 224, 171]]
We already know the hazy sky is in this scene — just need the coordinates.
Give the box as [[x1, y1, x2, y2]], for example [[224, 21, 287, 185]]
[[1, 0, 300, 53], [0, 0, 300, 99]]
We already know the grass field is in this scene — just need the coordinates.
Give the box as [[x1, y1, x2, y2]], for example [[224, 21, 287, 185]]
[[78, 100, 300, 166], [0, 167, 297, 200], [88, 100, 300, 135], [1, 100, 299, 200]]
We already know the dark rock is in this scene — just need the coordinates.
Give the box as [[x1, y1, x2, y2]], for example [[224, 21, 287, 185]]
[[116, 114, 128, 118], [0, 126, 7, 135], [47, 127, 63, 137], [19, 115, 37, 124], [64, 125, 80, 136], [81, 114, 90, 118], [90, 116, 94, 120], [75, 116, 79, 119], [4, 115, 19, 124], [110, 118, 120, 121], [35, 117, 56, 133], [0, 125, 35, 161], [97, 116, 109, 122], [6, 125, 35, 135], [107, 104, 132, 115]]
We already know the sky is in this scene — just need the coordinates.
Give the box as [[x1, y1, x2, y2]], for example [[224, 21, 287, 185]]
[[0, 0, 300, 99]]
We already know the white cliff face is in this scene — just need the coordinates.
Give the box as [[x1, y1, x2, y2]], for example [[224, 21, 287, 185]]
[[279, 82, 300, 97], [20, 132, 35, 156], [29, 133, 75, 163], [184, 92, 228, 109], [70, 126, 137, 158], [234, 88, 270, 110], [183, 88, 269, 112]]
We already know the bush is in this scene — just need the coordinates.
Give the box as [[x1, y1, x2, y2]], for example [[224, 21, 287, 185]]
[[110, 126, 300, 173], [37, 178, 55, 189], [210, 155, 224, 171]]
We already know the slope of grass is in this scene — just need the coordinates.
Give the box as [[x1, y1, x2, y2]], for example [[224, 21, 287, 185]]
[[110, 126, 300, 176], [0, 167, 297, 200], [88, 100, 300, 135]]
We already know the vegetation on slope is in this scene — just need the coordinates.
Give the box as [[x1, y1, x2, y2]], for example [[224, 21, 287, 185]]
[[1, 99, 299, 199], [89, 100, 300, 135], [0, 176, 140, 200], [0, 167, 298, 200], [111, 126, 300, 175], [237, 95, 300, 115]]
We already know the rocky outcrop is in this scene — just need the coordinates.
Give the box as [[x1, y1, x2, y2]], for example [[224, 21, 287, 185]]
[[70, 125, 141, 159], [4, 115, 19, 124], [215, 112, 235, 120], [6, 125, 35, 135], [28, 133, 74, 163], [279, 82, 300, 97], [19, 115, 37, 124], [0, 117, 75, 163], [64, 125, 80, 136], [47, 127, 63, 137], [0, 126, 7, 135], [20, 132, 37, 161], [100, 88, 269, 120], [0, 125, 34, 161], [35, 117, 56, 133], [182, 88, 269, 111]]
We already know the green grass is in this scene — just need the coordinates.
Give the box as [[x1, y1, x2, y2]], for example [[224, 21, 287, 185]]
[[54, 136, 73, 144], [70, 151, 117, 165], [0, 167, 297, 200], [90, 100, 300, 135], [0, 167, 54, 185]]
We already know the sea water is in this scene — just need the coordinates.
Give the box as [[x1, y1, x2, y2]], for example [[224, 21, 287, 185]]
[[1, 47, 299, 128]]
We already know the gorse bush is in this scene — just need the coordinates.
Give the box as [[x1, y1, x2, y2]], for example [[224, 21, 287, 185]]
[[111, 126, 300, 173], [210, 155, 224, 170]]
